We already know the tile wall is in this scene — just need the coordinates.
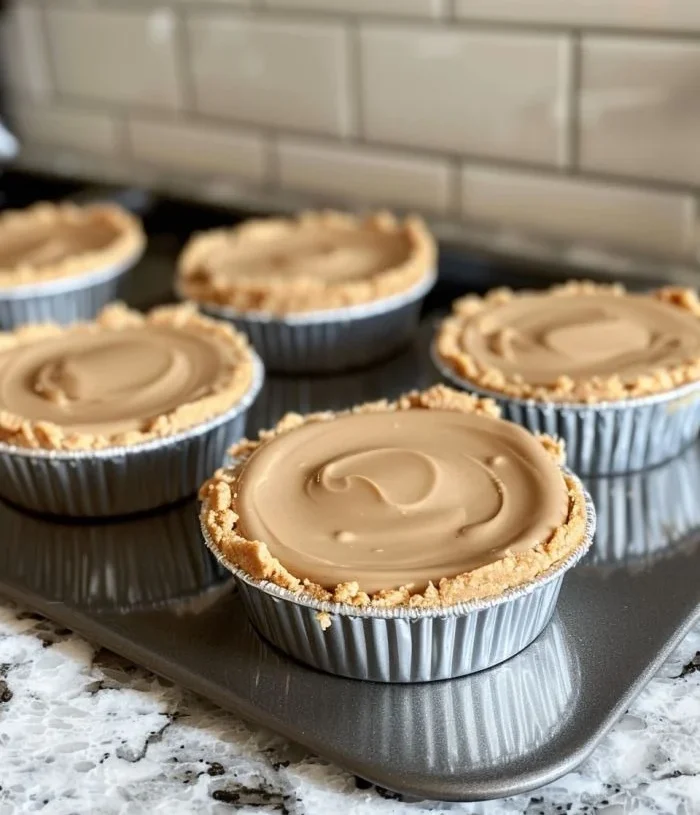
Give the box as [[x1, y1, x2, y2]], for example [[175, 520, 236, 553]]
[[2, 0, 700, 268]]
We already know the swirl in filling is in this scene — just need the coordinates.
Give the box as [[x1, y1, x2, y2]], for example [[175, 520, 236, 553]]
[[457, 291, 700, 386], [0, 326, 236, 437], [235, 409, 568, 593]]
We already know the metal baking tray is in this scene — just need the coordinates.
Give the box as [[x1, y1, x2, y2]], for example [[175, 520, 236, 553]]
[[0, 320, 698, 803]]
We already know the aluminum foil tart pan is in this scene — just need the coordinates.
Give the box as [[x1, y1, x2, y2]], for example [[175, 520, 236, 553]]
[[246, 327, 436, 432], [0, 249, 143, 329], [0, 353, 264, 518], [432, 344, 700, 476], [188, 272, 435, 375], [201, 479, 595, 683]]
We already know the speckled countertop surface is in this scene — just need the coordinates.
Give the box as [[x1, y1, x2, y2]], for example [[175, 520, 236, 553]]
[[0, 602, 698, 815]]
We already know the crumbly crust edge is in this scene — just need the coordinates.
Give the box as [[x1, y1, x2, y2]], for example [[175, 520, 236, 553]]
[[0, 303, 255, 451], [177, 210, 436, 314], [435, 280, 700, 404], [0, 202, 146, 289], [199, 384, 588, 609]]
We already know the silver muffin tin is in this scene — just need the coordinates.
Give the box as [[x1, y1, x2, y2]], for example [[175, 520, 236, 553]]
[[0, 321, 698, 802]]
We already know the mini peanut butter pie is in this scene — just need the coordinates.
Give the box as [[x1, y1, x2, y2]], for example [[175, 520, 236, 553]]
[[200, 386, 594, 682], [0, 304, 264, 516], [435, 282, 700, 475], [202, 385, 586, 605], [177, 211, 437, 374], [0, 202, 145, 329]]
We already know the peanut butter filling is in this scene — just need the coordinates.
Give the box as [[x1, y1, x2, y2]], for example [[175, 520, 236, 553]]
[[0, 304, 255, 450], [437, 283, 700, 403], [0, 203, 145, 288], [234, 409, 568, 595], [0, 219, 120, 271], [196, 222, 412, 285], [461, 292, 700, 385], [0, 328, 235, 437], [178, 211, 436, 314]]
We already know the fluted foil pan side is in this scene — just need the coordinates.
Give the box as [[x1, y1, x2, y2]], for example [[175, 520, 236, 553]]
[[0, 353, 264, 518], [182, 272, 435, 374], [200, 477, 595, 682], [247, 331, 436, 432], [432, 343, 700, 476], [0, 249, 143, 329]]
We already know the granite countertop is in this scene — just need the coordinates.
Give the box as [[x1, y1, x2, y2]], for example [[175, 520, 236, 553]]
[[0, 602, 698, 815]]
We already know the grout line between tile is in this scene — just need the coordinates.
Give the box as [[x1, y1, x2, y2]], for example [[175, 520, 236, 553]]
[[172, 6, 197, 113], [64, 0, 453, 27], [53, 1, 700, 38], [563, 31, 580, 171], [443, 0, 457, 22], [265, 131, 279, 188], [346, 19, 363, 140], [37, 2, 58, 102]]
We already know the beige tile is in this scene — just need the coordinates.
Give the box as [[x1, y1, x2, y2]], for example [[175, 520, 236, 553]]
[[266, 0, 445, 18], [45, 7, 182, 109], [187, 14, 352, 136], [461, 166, 695, 258], [0, 3, 51, 98], [137, 0, 252, 4], [457, 0, 700, 31], [10, 102, 120, 154], [579, 37, 700, 186], [15, 143, 152, 188], [127, 117, 268, 183], [360, 26, 568, 166], [277, 137, 452, 212]]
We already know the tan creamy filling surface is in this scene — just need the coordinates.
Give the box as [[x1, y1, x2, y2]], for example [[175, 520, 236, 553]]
[[458, 292, 700, 386], [234, 410, 568, 594], [0, 221, 121, 270], [201, 224, 412, 284], [0, 326, 234, 436]]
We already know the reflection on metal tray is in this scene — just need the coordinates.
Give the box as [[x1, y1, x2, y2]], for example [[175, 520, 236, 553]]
[[0, 497, 231, 613], [0, 323, 698, 802]]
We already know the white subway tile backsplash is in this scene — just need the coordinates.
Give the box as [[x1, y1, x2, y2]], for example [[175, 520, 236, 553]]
[[580, 37, 700, 186], [5, 0, 700, 265], [266, 0, 445, 18], [360, 26, 568, 166], [461, 166, 695, 258], [0, 3, 51, 99], [45, 7, 182, 109], [127, 117, 268, 183], [187, 14, 352, 136], [277, 137, 453, 212], [10, 103, 120, 155], [457, 0, 700, 32]]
